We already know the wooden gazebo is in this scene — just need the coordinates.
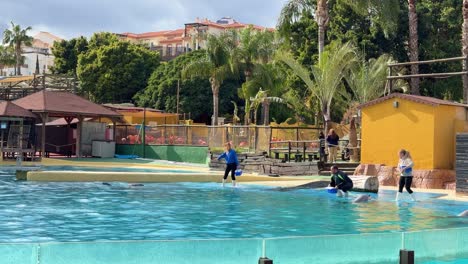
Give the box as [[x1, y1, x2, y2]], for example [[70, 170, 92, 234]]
[[0, 101, 38, 160], [13, 91, 122, 158]]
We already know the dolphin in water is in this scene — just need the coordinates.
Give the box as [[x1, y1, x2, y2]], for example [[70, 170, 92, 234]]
[[353, 194, 371, 203], [458, 210, 468, 217]]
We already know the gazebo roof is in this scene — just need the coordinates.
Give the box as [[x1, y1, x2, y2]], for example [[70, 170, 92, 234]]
[[0, 101, 37, 119], [13, 91, 122, 118]]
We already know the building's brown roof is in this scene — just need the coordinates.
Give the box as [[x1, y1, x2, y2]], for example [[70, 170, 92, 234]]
[[103, 103, 163, 113], [358, 93, 468, 109], [0, 101, 37, 118], [13, 91, 122, 118]]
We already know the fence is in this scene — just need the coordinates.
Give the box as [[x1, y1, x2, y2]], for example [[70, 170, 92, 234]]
[[114, 125, 322, 154], [2, 227, 467, 264]]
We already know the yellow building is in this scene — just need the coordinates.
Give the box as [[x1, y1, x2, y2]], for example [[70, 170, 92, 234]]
[[103, 104, 179, 125], [359, 93, 468, 170]]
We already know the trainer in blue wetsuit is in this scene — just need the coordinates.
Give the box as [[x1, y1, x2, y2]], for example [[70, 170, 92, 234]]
[[217, 142, 239, 187], [329, 165, 353, 197]]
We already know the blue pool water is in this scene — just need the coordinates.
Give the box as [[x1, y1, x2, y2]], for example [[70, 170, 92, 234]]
[[0, 169, 466, 244]]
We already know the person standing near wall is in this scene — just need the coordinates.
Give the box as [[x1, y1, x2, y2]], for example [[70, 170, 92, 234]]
[[319, 131, 326, 162], [326, 129, 340, 163], [217, 142, 239, 187], [396, 149, 416, 201]]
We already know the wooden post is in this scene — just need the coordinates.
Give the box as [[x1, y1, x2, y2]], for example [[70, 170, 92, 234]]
[[18, 119, 24, 164], [40, 113, 48, 158], [112, 119, 116, 141], [76, 116, 83, 158], [142, 109, 146, 158], [0, 129, 3, 161], [388, 66, 393, 95]]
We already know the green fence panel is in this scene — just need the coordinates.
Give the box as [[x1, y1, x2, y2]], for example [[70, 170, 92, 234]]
[[115, 145, 208, 164]]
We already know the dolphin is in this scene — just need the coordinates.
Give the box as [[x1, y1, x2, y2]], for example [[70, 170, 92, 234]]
[[353, 194, 371, 203], [458, 210, 468, 217]]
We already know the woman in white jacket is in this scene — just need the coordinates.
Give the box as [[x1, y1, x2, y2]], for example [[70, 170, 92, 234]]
[[396, 149, 416, 201]]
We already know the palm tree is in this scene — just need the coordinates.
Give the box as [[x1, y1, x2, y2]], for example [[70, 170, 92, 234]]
[[2, 22, 33, 76], [231, 101, 241, 125], [278, 0, 399, 60], [346, 54, 393, 104], [408, 0, 420, 95], [249, 89, 284, 125], [182, 33, 236, 125], [234, 27, 277, 124], [462, 0, 468, 103], [278, 42, 356, 132], [239, 63, 286, 125], [278, 0, 327, 58]]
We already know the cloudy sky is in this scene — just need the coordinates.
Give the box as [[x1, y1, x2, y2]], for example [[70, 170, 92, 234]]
[[0, 0, 285, 39]]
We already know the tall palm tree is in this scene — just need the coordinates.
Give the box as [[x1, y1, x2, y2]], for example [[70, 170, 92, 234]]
[[278, 0, 327, 58], [2, 22, 33, 76], [278, 42, 356, 132], [182, 33, 236, 125], [408, 0, 420, 95], [278, 0, 399, 60], [462, 0, 468, 103]]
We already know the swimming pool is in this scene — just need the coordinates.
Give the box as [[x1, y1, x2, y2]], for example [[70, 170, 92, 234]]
[[0, 169, 466, 243], [0, 169, 467, 263]]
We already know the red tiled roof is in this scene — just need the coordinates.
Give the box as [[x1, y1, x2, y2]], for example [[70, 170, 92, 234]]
[[120, 29, 184, 39], [0, 101, 37, 118], [13, 91, 122, 118], [358, 93, 468, 109]]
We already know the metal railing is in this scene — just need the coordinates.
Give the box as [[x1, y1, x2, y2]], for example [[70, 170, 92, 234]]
[[114, 125, 324, 154]]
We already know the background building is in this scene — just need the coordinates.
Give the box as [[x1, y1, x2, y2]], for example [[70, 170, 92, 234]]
[[118, 17, 272, 61], [2, 31, 62, 76]]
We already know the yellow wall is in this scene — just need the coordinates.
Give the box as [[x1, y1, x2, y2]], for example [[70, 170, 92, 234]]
[[361, 98, 436, 169], [433, 105, 457, 169]]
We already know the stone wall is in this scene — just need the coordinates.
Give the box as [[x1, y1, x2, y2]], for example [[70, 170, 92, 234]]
[[456, 134, 468, 194], [354, 164, 456, 190], [210, 154, 319, 176]]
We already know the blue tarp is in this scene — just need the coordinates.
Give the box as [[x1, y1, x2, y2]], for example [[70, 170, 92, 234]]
[[114, 154, 139, 159]]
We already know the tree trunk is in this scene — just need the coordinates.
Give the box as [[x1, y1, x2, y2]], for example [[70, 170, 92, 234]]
[[316, 0, 329, 59], [262, 100, 270, 126], [349, 117, 359, 162], [463, 0, 468, 103], [244, 106, 251, 125], [210, 79, 220, 126], [408, 0, 419, 95], [322, 104, 331, 135], [15, 44, 21, 76], [244, 69, 253, 125]]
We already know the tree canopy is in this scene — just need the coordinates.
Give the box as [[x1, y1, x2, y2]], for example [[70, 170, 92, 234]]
[[51, 36, 88, 75], [77, 32, 159, 103]]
